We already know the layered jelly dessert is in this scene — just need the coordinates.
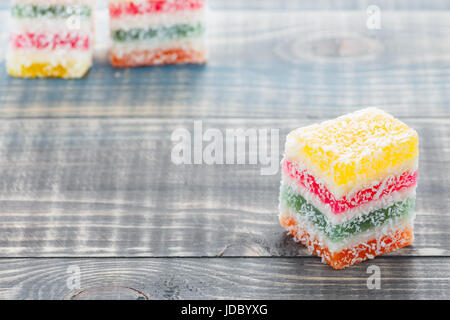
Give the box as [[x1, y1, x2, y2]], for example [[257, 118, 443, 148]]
[[108, 0, 207, 67], [7, 0, 95, 78], [279, 108, 419, 269]]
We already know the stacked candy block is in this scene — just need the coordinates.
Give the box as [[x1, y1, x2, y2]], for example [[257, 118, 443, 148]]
[[279, 108, 419, 269], [7, 0, 95, 78], [108, 0, 207, 67]]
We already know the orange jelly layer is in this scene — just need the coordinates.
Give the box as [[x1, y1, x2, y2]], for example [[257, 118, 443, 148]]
[[110, 48, 207, 67], [280, 216, 413, 269]]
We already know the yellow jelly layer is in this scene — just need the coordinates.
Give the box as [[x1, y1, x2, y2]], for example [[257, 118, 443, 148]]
[[7, 60, 91, 79], [285, 108, 419, 197]]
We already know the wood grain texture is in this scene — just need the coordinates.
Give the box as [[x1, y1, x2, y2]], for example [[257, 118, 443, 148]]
[[1, 9, 450, 119], [0, 1, 449, 300], [0, 257, 448, 300], [0, 118, 447, 257]]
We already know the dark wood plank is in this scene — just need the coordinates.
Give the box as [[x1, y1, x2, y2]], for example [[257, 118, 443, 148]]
[[0, 1, 448, 301], [0, 257, 448, 299], [1, 10, 450, 119], [0, 118, 447, 257]]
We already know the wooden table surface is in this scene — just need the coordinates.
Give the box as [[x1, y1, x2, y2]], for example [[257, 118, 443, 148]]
[[0, 0, 449, 299]]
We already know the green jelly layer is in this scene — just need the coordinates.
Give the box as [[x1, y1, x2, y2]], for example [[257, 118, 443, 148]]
[[280, 184, 415, 242], [111, 23, 205, 42], [12, 5, 92, 19]]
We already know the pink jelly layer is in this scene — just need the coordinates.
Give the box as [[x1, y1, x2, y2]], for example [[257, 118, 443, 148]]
[[10, 33, 91, 50], [282, 159, 417, 215], [109, 0, 205, 18]]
